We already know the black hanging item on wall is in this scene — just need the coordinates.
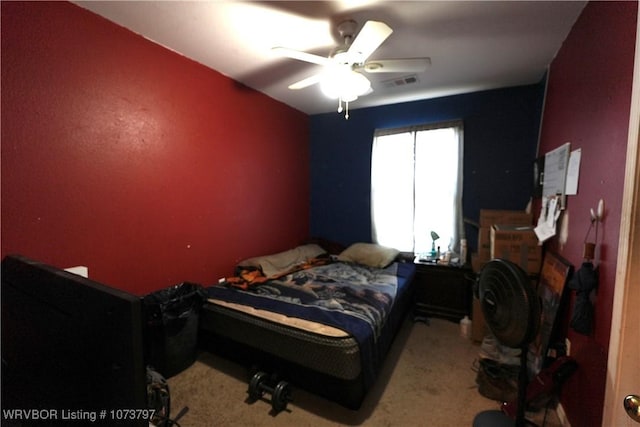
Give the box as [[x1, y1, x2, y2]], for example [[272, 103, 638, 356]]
[[567, 261, 598, 335]]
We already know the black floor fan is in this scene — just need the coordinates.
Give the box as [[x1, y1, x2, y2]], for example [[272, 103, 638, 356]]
[[472, 259, 541, 427]]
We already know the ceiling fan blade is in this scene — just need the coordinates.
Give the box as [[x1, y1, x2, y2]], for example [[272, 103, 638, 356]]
[[272, 47, 330, 66], [288, 73, 323, 90], [347, 21, 393, 63], [360, 58, 431, 73]]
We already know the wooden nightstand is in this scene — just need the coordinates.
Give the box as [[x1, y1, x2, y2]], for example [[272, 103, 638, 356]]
[[413, 260, 475, 323]]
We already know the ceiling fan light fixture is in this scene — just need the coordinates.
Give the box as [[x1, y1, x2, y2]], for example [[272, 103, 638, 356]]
[[320, 68, 371, 100], [319, 68, 370, 120]]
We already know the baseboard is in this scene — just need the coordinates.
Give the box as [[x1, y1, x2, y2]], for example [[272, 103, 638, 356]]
[[556, 402, 571, 427]]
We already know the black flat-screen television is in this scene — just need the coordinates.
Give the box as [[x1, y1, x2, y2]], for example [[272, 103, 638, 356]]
[[1, 254, 147, 426]]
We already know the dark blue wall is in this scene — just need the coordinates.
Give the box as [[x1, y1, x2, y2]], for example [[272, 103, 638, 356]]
[[309, 82, 545, 252]]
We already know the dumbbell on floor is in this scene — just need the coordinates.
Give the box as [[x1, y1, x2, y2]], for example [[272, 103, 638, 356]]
[[247, 371, 293, 412]]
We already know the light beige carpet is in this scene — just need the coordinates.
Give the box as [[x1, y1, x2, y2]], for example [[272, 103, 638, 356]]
[[167, 318, 563, 426]]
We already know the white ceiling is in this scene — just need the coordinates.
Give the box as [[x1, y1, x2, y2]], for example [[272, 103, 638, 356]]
[[74, 1, 586, 115]]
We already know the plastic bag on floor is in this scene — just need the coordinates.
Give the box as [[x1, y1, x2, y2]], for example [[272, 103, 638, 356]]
[[475, 358, 519, 402], [478, 334, 521, 365]]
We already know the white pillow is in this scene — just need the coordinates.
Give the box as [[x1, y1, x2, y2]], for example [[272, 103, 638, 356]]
[[337, 243, 400, 268], [238, 244, 326, 277]]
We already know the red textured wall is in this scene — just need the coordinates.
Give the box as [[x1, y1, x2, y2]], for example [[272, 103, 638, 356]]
[[537, 2, 636, 426], [1, 2, 310, 295]]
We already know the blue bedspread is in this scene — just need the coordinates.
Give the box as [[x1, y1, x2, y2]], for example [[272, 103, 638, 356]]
[[206, 261, 415, 387]]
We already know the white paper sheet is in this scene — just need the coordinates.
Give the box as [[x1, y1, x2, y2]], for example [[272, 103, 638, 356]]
[[64, 266, 88, 278], [565, 148, 581, 195], [542, 142, 571, 197], [535, 196, 562, 243]]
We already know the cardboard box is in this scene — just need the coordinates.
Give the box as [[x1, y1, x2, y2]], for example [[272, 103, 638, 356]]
[[477, 227, 492, 261], [479, 209, 532, 228], [474, 209, 533, 274], [471, 297, 488, 342], [490, 225, 542, 275], [471, 252, 484, 273]]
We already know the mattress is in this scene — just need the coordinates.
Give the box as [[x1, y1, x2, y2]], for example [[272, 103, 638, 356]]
[[199, 260, 415, 408]]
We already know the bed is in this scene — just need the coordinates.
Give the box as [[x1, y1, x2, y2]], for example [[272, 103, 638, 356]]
[[198, 242, 416, 409]]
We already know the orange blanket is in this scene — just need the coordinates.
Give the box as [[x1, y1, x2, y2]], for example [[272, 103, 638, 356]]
[[223, 256, 332, 290]]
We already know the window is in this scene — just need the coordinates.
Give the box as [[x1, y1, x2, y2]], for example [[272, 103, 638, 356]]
[[371, 121, 464, 256]]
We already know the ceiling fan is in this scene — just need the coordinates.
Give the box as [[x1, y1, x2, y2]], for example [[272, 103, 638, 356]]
[[273, 19, 430, 119]]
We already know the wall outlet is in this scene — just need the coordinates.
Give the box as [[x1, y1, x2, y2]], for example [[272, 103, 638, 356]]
[[565, 337, 571, 356]]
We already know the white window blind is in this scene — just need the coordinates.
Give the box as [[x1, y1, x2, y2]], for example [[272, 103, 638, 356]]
[[371, 121, 464, 255]]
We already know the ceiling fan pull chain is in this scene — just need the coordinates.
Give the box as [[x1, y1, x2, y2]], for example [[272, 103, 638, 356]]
[[337, 97, 343, 113], [345, 101, 350, 119]]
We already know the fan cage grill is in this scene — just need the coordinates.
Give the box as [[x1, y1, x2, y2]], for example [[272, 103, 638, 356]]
[[478, 259, 540, 349]]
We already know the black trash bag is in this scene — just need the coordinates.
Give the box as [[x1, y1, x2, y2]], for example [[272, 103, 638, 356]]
[[567, 262, 598, 335], [143, 282, 207, 378]]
